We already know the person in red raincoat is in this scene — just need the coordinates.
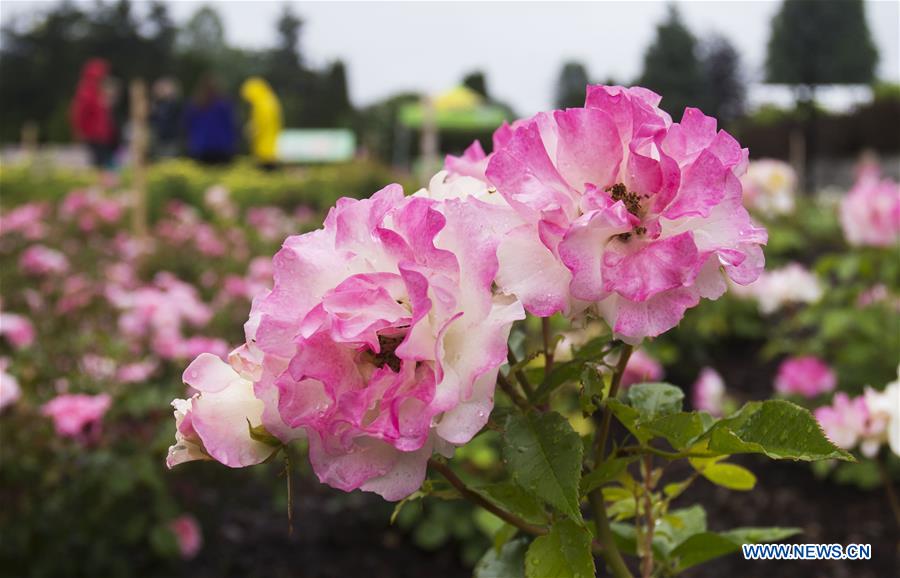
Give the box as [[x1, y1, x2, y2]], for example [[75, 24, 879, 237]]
[[70, 58, 116, 169]]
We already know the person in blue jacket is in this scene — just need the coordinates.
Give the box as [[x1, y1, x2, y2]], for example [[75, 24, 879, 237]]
[[183, 76, 237, 165]]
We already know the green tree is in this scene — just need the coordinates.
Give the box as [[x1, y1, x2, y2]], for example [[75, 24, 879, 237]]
[[700, 35, 745, 123], [766, 0, 877, 188], [555, 61, 589, 109], [638, 5, 703, 119], [766, 0, 877, 91]]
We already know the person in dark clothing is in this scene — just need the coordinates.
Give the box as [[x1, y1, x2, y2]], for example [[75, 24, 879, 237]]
[[70, 58, 116, 169], [183, 76, 237, 165], [150, 77, 182, 160]]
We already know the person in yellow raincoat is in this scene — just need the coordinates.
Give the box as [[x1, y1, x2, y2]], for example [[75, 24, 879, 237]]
[[240, 77, 282, 170]]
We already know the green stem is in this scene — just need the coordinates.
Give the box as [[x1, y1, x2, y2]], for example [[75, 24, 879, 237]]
[[507, 349, 535, 399], [542, 317, 555, 373], [429, 459, 548, 537], [616, 445, 711, 460], [589, 344, 635, 578], [497, 372, 530, 411]]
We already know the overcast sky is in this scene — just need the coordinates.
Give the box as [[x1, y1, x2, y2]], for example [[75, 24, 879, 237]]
[[3, 0, 899, 114]]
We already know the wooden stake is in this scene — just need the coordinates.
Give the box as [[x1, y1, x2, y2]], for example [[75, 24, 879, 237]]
[[129, 78, 149, 238]]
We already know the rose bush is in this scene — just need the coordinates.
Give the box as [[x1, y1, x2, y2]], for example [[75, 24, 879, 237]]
[[162, 86, 877, 578]]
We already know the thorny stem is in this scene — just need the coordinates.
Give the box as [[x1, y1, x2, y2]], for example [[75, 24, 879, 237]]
[[589, 344, 635, 578], [283, 449, 294, 536], [507, 349, 535, 399], [428, 458, 548, 537], [593, 345, 634, 460], [542, 318, 555, 373], [876, 453, 900, 528], [497, 372, 530, 411]]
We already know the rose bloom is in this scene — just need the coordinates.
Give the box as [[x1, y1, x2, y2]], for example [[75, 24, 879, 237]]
[[619, 348, 664, 388], [170, 185, 524, 500], [743, 263, 823, 314], [0, 202, 47, 239], [41, 393, 112, 440], [447, 85, 767, 343], [740, 159, 797, 217], [862, 368, 900, 457], [169, 515, 203, 560], [116, 360, 159, 384], [774, 356, 836, 398], [0, 358, 21, 411], [19, 245, 70, 276], [839, 165, 900, 248], [692, 367, 726, 416], [815, 393, 869, 451], [0, 312, 35, 349]]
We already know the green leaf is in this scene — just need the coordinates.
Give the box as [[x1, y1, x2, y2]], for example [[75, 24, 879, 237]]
[[247, 421, 283, 447], [625, 382, 684, 420], [643, 412, 712, 450], [606, 399, 652, 443], [504, 412, 584, 522], [722, 527, 801, 544], [579, 365, 607, 415], [525, 520, 595, 578], [532, 361, 584, 403], [689, 458, 757, 491], [478, 482, 550, 525], [474, 537, 528, 578], [580, 456, 636, 495], [532, 337, 612, 403], [702, 400, 854, 461], [671, 526, 801, 571], [670, 532, 743, 571], [493, 524, 519, 552]]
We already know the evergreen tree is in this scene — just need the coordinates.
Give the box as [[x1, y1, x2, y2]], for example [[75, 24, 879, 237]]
[[700, 35, 745, 123], [766, 0, 877, 91], [638, 5, 703, 119], [555, 61, 589, 109]]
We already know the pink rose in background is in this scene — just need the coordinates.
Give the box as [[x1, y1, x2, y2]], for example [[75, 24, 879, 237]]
[[60, 189, 124, 231], [619, 348, 664, 388], [56, 273, 95, 314], [692, 367, 726, 416], [0, 312, 35, 349], [82, 354, 116, 380], [116, 360, 159, 384], [774, 356, 836, 398], [0, 202, 48, 239], [464, 85, 765, 343], [169, 515, 202, 560], [839, 167, 900, 248], [0, 358, 21, 411], [42, 393, 112, 440], [176, 336, 229, 361], [19, 245, 70, 276], [814, 393, 868, 451]]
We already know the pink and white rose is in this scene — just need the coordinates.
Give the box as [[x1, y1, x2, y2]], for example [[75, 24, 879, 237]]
[[839, 166, 900, 248], [460, 85, 765, 343]]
